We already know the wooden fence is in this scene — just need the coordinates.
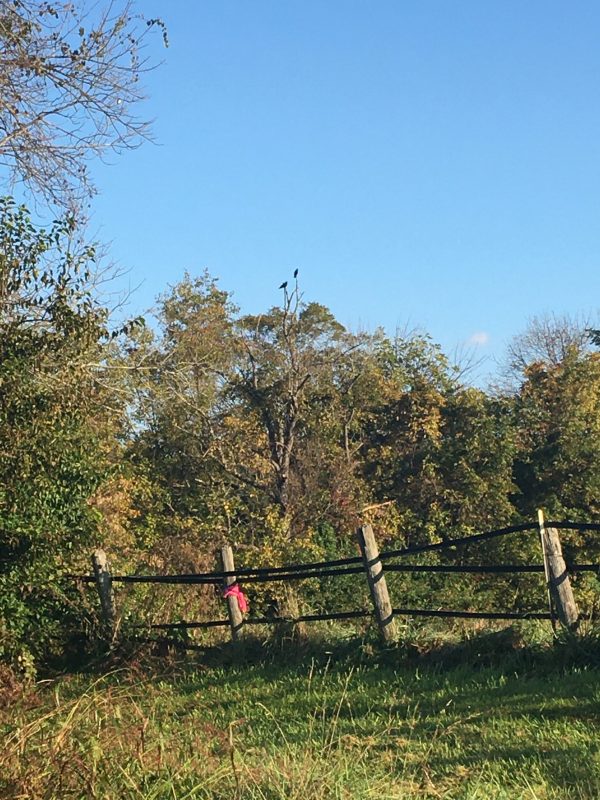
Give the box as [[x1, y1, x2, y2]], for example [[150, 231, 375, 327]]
[[79, 510, 600, 647]]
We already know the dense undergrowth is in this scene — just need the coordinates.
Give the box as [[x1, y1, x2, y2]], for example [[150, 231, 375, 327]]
[[2, 622, 600, 800]]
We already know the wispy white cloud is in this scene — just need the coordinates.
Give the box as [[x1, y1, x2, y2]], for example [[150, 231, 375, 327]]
[[467, 331, 489, 347]]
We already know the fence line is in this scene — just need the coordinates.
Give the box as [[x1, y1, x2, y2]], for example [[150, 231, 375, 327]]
[[75, 521, 543, 585], [80, 516, 599, 644], [140, 608, 555, 635], [545, 521, 600, 531], [74, 561, 600, 586], [138, 607, 554, 633], [75, 520, 600, 587]]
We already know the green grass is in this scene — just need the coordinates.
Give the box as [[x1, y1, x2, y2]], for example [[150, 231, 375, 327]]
[[2, 625, 600, 799]]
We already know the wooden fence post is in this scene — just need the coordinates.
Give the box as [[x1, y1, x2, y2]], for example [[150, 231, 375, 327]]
[[537, 510, 579, 631], [537, 510, 555, 630], [356, 524, 397, 643], [91, 549, 116, 641], [221, 544, 244, 642]]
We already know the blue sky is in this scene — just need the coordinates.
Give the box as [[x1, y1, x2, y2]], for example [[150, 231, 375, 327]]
[[90, 1, 600, 381]]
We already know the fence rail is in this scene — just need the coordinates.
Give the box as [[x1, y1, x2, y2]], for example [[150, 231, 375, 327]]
[[78, 512, 599, 645], [143, 608, 554, 632]]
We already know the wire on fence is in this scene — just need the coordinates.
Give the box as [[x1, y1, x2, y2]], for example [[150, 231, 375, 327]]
[[379, 522, 538, 560], [72, 561, 600, 586], [385, 563, 600, 574], [138, 605, 553, 632], [131, 637, 211, 652], [393, 608, 553, 620], [547, 521, 600, 531], [70, 520, 599, 586], [138, 608, 371, 630]]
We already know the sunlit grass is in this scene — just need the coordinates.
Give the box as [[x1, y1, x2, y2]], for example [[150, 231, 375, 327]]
[[2, 626, 600, 799]]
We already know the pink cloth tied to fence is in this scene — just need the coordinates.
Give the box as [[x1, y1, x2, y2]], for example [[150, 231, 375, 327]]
[[223, 584, 249, 613]]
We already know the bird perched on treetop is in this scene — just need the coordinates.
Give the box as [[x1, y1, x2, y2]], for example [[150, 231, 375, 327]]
[[293, 268, 299, 278], [279, 281, 288, 290]]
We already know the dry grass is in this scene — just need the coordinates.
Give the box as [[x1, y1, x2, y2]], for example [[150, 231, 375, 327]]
[[2, 629, 600, 799]]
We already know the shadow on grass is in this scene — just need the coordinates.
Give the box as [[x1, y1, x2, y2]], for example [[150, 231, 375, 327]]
[[432, 744, 600, 795], [149, 629, 600, 795], [67, 620, 600, 685], [18, 624, 600, 800]]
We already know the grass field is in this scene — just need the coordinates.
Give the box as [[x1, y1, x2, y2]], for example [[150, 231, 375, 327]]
[[2, 624, 600, 799]]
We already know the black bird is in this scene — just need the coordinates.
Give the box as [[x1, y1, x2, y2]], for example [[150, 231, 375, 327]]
[[279, 281, 288, 290], [293, 268, 299, 278]]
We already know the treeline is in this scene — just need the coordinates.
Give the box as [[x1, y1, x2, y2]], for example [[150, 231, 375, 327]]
[[1, 201, 600, 672], [1, 0, 598, 675]]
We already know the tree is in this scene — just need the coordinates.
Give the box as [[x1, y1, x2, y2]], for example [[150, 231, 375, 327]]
[[360, 332, 454, 528], [0, 197, 122, 672], [504, 313, 591, 383], [0, 0, 166, 210], [512, 350, 600, 520], [126, 277, 370, 561], [359, 332, 518, 540], [231, 284, 360, 520], [127, 272, 238, 523]]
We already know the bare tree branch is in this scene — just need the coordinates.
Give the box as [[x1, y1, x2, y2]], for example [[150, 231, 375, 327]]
[[0, 0, 167, 211]]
